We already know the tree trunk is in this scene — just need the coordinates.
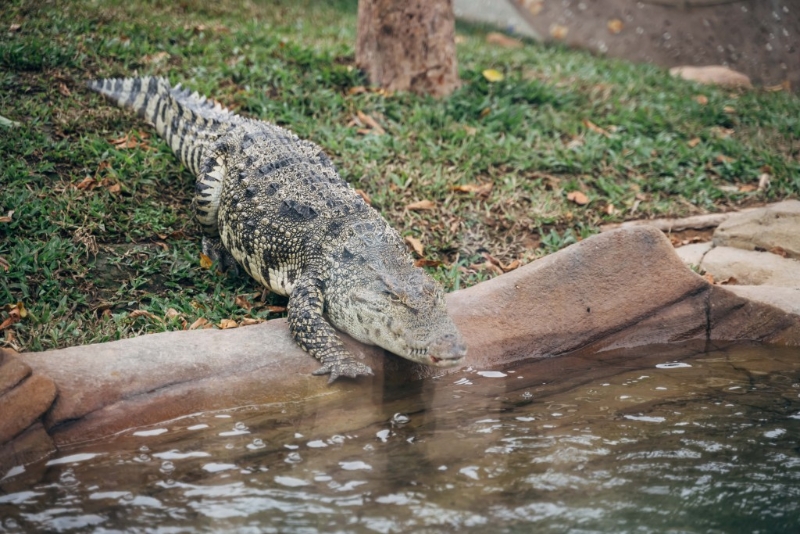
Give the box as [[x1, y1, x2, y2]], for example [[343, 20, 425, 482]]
[[356, 0, 460, 97]]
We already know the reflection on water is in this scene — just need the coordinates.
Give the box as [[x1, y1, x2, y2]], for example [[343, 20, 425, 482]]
[[2, 342, 800, 533]]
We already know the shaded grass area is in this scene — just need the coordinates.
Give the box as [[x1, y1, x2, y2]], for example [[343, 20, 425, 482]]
[[1, 0, 798, 351]]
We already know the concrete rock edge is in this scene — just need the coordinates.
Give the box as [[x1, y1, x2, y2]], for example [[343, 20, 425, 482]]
[[5, 226, 800, 460]]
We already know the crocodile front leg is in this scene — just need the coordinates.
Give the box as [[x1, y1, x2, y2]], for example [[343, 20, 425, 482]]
[[288, 273, 373, 383]]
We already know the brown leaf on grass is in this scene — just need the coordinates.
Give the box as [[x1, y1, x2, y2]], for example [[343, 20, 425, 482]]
[[710, 126, 734, 139], [482, 69, 504, 82], [0, 210, 13, 223], [404, 236, 424, 257], [604, 204, 616, 215], [75, 177, 97, 190], [239, 317, 264, 326], [356, 110, 385, 135], [107, 183, 121, 194], [0, 256, 9, 272], [219, 318, 238, 329], [165, 308, 181, 320], [129, 309, 164, 322], [199, 253, 213, 269], [738, 184, 757, 193], [141, 51, 169, 64], [235, 294, 253, 311], [188, 317, 208, 330], [607, 19, 623, 34], [723, 106, 736, 114], [582, 119, 610, 137], [0, 302, 26, 331], [567, 190, 590, 205], [694, 95, 708, 105], [758, 173, 771, 191], [9, 24, 21, 32], [265, 305, 287, 314], [57, 82, 71, 97], [355, 189, 372, 205], [502, 259, 521, 272], [110, 131, 150, 149], [348, 86, 367, 95], [486, 32, 523, 49], [406, 199, 436, 211], [687, 137, 701, 148], [453, 183, 493, 197], [715, 154, 735, 164], [414, 259, 442, 268]]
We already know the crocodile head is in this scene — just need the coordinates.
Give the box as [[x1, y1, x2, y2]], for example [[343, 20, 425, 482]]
[[329, 266, 467, 367]]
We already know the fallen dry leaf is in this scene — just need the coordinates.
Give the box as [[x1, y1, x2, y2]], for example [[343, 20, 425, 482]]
[[107, 183, 121, 194], [453, 183, 493, 197], [758, 173, 771, 191], [406, 199, 436, 211], [0, 301, 27, 330], [482, 69, 504, 82], [404, 236, 424, 257], [694, 95, 708, 105], [414, 259, 442, 268], [9, 24, 21, 32], [219, 318, 238, 329], [141, 51, 169, 64], [189, 317, 209, 330], [738, 184, 757, 193], [703, 273, 715, 285], [348, 86, 367, 95], [0, 210, 13, 223], [715, 154, 735, 164], [265, 305, 287, 314], [0, 256, 9, 272], [356, 110, 385, 135], [463, 125, 477, 136], [550, 24, 568, 40], [710, 126, 734, 139], [723, 106, 736, 114], [607, 19, 623, 34], [240, 317, 264, 326], [582, 119, 610, 137], [502, 259, 521, 272], [129, 309, 163, 322], [165, 308, 181, 320], [355, 189, 372, 205], [480, 107, 491, 117], [718, 276, 738, 285], [75, 177, 97, 190], [486, 32, 523, 49], [57, 82, 71, 97], [235, 294, 253, 310], [199, 253, 213, 269], [687, 137, 701, 148], [604, 204, 616, 215], [567, 190, 590, 205]]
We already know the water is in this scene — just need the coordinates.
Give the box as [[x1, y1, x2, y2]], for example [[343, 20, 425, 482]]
[[2, 342, 799, 533]]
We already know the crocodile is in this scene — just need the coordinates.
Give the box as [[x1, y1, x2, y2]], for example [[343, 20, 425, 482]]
[[88, 77, 466, 382]]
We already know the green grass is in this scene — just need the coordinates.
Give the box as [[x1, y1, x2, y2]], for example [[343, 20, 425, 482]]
[[1, 0, 798, 352]]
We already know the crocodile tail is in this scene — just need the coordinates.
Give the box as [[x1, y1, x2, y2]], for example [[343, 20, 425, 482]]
[[88, 77, 242, 175]]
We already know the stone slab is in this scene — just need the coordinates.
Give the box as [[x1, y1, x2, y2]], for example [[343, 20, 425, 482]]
[[713, 200, 800, 259], [0, 355, 31, 397], [11, 225, 800, 448], [701, 246, 800, 287], [0, 374, 57, 445], [675, 242, 712, 268], [724, 285, 800, 317]]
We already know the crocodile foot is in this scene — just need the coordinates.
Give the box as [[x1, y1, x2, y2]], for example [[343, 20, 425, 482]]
[[312, 358, 373, 384]]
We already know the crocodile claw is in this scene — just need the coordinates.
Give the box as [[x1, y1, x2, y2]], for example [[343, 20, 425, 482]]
[[313, 359, 373, 384]]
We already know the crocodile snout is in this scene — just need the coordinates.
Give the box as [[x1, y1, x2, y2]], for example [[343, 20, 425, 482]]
[[428, 332, 467, 367]]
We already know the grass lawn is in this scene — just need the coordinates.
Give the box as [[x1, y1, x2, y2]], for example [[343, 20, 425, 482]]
[[1, 0, 798, 352]]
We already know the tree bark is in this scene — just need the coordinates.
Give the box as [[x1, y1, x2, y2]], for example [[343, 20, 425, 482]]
[[356, 0, 460, 97]]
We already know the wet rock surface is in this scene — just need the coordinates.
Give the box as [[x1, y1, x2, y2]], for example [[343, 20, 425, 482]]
[[3, 226, 800, 467]]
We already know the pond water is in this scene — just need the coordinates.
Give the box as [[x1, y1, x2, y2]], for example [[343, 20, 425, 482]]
[[1, 342, 799, 533]]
